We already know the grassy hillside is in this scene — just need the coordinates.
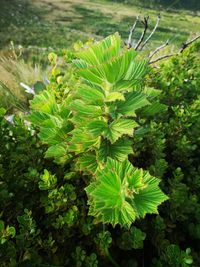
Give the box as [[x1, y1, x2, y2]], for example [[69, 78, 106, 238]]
[[0, 0, 200, 54], [106, 0, 200, 11]]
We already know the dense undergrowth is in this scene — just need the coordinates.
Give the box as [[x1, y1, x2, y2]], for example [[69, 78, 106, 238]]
[[0, 35, 200, 267]]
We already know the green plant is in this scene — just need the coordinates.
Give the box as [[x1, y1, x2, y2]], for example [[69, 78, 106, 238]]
[[153, 245, 194, 267], [118, 226, 146, 250], [29, 33, 168, 228], [0, 220, 16, 245], [1, 30, 200, 267]]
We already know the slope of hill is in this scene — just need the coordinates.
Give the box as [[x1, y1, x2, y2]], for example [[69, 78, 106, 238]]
[[0, 0, 200, 53]]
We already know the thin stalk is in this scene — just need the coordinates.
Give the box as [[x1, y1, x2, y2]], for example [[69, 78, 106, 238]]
[[149, 53, 177, 64], [179, 33, 200, 53], [127, 16, 139, 48], [102, 224, 121, 267], [139, 15, 161, 51], [105, 248, 121, 267], [149, 40, 169, 59], [134, 16, 149, 51]]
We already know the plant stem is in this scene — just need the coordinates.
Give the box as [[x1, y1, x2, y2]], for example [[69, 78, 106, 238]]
[[105, 248, 121, 267]]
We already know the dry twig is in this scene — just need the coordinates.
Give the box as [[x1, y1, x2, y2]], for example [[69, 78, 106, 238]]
[[149, 40, 169, 59], [127, 16, 139, 48], [149, 33, 200, 64], [139, 15, 161, 51], [126, 14, 200, 64], [149, 53, 177, 64], [134, 16, 149, 51], [179, 33, 200, 53]]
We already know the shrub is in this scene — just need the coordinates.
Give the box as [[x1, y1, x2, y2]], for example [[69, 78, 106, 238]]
[[28, 33, 168, 228], [0, 37, 199, 267]]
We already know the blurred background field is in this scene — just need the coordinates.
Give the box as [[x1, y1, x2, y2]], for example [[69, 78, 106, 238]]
[[0, 0, 199, 111], [1, 0, 199, 111], [0, 0, 200, 57]]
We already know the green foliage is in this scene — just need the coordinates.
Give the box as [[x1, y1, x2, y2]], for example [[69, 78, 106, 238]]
[[39, 169, 57, 190], [94, 230, 112, 253], [86, 158, 167, 227], [153, 245, 194, 267], [118, 226, 146, 250], [29, 33, 167, 228], [0, 220, 16, 245], [0, 35, 200, 267]]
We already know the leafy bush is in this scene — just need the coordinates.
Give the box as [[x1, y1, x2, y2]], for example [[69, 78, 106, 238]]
[[0, 36, 199, 267], [28, 33, 168, 228]]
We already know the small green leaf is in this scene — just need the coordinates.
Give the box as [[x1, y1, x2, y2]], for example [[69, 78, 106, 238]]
[[87, 120, 107, 136], [103, 118, 138, 143], [70, 100, 102, 118], [116, 92, 150, 117], [64, 172, 76, 180], [186, 248, 191, 255], [129, 226, 146, 249], [69, 128, 101, 153], [76, 85, 105, 104], [28, 111, 51, 126], [184, 258, 193, 265], [7, 226, 16, 238], [133, 172, 169, 217], [30, 90, 58, 115], [39, 169, 57, 190], [143, 87, 162, 98], [77, 153, 98, 174], [0, 238, 7, 244], [141, 102, 167, 117], [45, 144, 67, 158], [98, 138, 133, 162]]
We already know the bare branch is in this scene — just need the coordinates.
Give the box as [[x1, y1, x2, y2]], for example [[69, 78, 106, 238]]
[[125, 14, 200, 65], [139, 15, 161, 51], [149, 33, 200, 64], [149, 53, 177, 64], [134, 16, 149, 51], [149, 40, 169, 59], [179, 33, 200, 53], [127, 16, 139, 48]]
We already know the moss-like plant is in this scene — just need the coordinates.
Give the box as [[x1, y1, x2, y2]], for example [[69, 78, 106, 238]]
[[29, 33, 168, 228]]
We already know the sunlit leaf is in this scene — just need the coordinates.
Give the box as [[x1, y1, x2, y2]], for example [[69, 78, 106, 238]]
[[116, 92, 150, 116], [103, 118, 138, 143], [98, 138, 133, 162], [30, 90, 58, 115], [86, 158, 168, 228], [76, 153, 98, 174]]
